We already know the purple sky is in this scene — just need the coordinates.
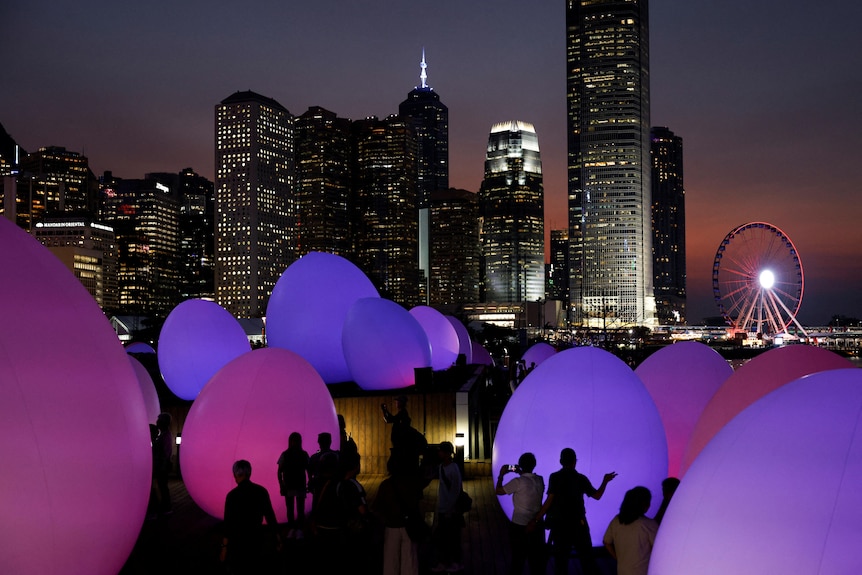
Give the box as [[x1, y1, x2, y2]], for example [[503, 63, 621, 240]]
[[2, 1, 861, 324]]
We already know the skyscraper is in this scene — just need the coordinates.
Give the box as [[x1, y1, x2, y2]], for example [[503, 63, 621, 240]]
[[566, 0, 656, 328], [479, 121, 544, 303], [294, 106, 353, 257], [548, 228, 570, 303], [399, 51, 449, 300], [651, 126, 686, 324], [353, 115, 421, 307], [429, 188, 480, 306], [215, 91, 295, 318]]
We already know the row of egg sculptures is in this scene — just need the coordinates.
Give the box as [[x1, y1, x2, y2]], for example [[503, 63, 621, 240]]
[[493, 346, 668, 545], [650, 367, 862, 574], [181, 347, 340, 520], [265, 252, 472, 389], [0, 218, 152, 574]]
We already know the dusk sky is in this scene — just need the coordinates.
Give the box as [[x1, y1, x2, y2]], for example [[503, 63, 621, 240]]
[[2, 1, 861, 325]]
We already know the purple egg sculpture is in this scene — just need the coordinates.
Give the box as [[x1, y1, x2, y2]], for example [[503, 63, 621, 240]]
[[521, 342, 556, 370], [343, 298, 431, 390], [129, 355, 161, 425], [471, 341, 495, 367], [635, 341, 731, 477], [0, 218, 151, 574], [126, 341, 156, 354], [651, 369, 862, 574], [493, 347, 667, 545], [682, 345, 853, 475], [181, 348, 339, 520], [445, 315, 473, 364], [158, 299, 250, 400], [410, 305, 460, 371], [266, 252, 380, 384]]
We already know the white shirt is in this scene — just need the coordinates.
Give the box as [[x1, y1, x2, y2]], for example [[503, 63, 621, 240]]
[[502, 472, 544, 526]]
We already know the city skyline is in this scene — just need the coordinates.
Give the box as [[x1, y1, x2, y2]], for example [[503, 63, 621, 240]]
[[2, 1, 861, 324]]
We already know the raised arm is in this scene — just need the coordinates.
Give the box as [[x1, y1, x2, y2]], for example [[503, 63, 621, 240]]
[[590, 471, 618, 501]]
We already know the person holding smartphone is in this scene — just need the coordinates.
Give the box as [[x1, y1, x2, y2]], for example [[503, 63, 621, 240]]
[[496, 452, 546, 575]]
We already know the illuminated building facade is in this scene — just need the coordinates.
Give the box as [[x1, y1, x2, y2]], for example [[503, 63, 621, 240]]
[[353, 115, 421, 307], [429, 188, 480, 306], [650, 126, 686, 324], [566, 0, 656, 327], [101, 174, 180, 317], [33, 217, 118, 312], [215, 91, 295, 318], [479, 121, 545, 303], [294, 106, 353, 257], [548, 228, 570, 303]]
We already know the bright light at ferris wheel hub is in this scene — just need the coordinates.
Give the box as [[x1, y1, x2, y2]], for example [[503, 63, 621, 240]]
[[759, 269, 776, 289]]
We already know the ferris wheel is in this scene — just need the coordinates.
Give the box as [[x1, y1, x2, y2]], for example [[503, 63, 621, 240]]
[[712, 222, 806, 336]]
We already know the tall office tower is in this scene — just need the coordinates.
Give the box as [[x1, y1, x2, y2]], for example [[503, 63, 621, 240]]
[[479, 121, 545, 303], [101, 174, 180, 318], [566, 0, 656, 328], [0, 123, 24, 222], [294, 106, 353, 257], [650, 126, 686, 324], [548, 229, 570, 303], [429, 188, 480, 306], [215, 91, 295, 318], [16, 146, 99, 231], [33, 217, 118, 312], [353, 115, 421, 307]]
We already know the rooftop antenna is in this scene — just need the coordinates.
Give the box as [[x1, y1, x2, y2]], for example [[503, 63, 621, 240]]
[[419, 48, 428, 89]]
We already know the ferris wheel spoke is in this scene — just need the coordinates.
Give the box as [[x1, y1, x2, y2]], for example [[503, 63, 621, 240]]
[[764, 291, 788, 332]]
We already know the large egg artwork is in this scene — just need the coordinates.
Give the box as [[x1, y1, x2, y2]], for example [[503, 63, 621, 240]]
[[445, 315, 473, 364], [343, 298, 432, 390], [681, 344, 853, 475], [635, 341, 731, 477], [410, 305, 460, 371], [266, 252, 380, 383], [650, 368, 862, 575], [181, 348, 339, 520], [157, 299, 250, 400], [493, 346, 667, 545], [520, 342, 556, 370], [129, 355, 161, 425], [471, 342, 495, 366], [0, 218, 151, 574]]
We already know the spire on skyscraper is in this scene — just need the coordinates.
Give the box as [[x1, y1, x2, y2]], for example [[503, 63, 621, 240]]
[[419, 48, 428, 89]]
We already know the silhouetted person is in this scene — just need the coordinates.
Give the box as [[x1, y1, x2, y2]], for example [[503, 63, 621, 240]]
[[308, 432, 337, 509], [382, 395, 412, 447], [277, 431, 309, 538], [153, 412, 173, 514], [309, 450, 343, 574], [603, 486, 658, 575], [496, 452, 546, 575], [146, 424, 160, 519], [339, 413, 359, 460], [530, 448, 617, 575], [373, 456, 425, 575], [220, 460, 280, 575], [653, 477, 680, 525], [338, 452, 372, 574], [431, 441, 463, 572]]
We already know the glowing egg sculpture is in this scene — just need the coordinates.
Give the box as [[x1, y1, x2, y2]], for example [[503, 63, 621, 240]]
[[471, 341, 495, 366], [410, 305, 460, 371], [520, 342, 556, 370], [181, 347, 339, 520], [158, 299, 250, 401], [343, 298, 432, 390], [126, 341, 155, 354], [129, 355, 162, 425], [681, 344, 853, 475], [650, 368, 862, 574], [266, 252, 380, 383], [445, 315, 473, 363], [0, 218, 151, 574], [493, 346, 667, 545], [635, 341, 731, 478]]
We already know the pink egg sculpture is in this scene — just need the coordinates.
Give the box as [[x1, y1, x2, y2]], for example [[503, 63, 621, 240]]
[[181, 347, 339, 520], [158, 299, 250, 400], [635, 341, 731, 477], [266, 252, 380, 384], [445, 315, 473, 363], [521, 342, 556, 369], [471, 341, 495, 366], [0, 218, 151, 574], [129, 355, 161, 425], [343, 298, 432, 390], [650, 368, 862, 574], [493, 347, 667, 545], [409, 305, 460, 371], [681, 345, 853, 475]]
